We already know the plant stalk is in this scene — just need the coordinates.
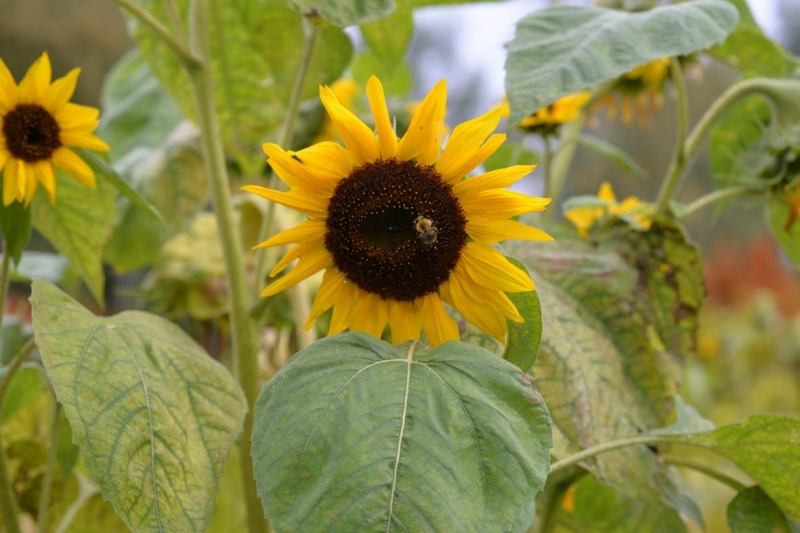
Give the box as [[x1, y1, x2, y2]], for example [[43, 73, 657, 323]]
[[36, 402, 62, 533], [680, 186, 753, 218], [655, 57, 689, 216], [544, 115, 586, 213], [187, 1, 267, 532], [549, 435, 668, 475], [662, 455, 747, 492], [0, 339, 36, 533]]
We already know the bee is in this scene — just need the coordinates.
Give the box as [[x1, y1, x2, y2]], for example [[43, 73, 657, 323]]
[[414, 216, 438, 246]]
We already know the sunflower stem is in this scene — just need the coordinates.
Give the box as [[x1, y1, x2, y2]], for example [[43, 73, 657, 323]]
[[662, 455, 747, 492], [680, 186, 754, 218], [187, 2, 268, 533], [655, 57, 689, 216], [549, 434, 669, 475], [163, 0, 188, 46], [253, 17, 322, 350], [0, 338, 36, 533], [36, 401, 61, 533], [113, 0, 200, 70], [544, 112, 587, 215]]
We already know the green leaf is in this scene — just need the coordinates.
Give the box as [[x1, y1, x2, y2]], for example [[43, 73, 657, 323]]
[[579, 134, 647, 178], [98, 49, 184, 161], [361, 0, 413, 72], [1, 367, 46, 422], [0, 200, 31, 265], [292, 0, 394, 26], [252, 332, 552, 532], [651, 396, 714, 436], [728, 486, 800, 533], [482, 143, 539, 173], [504, 257, 541, 373], [30, 279, 247, 533], [31, 170, 115, 306], [505, 0, 739, 125], [127, 2, 353, 171], [708, 0, 800, 78], [352, 51, 413, 97]]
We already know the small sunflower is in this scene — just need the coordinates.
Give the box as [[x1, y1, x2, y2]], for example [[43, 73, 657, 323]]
[[565, 181, 651, 236], [245, 76, 552, 346], [0, 52, 109, 206], [497, 92, 591, 135], [594, 57, 670, 127]]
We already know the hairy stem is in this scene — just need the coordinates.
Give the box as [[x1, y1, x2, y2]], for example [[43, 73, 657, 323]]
[[680, 186, 754, 218], [36, 402, 62, 533], [187, 2, 267, 532], [655, 57, 689, 216], [544, 115, 586, 214], [548, 435, 669, 475], [0, 339, 36, 533]]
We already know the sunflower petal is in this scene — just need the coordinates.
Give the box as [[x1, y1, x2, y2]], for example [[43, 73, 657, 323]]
[[24, 167, 39, 206], [35, 161, 56, 204], [319, 85, 379, 165], [351, 293, 389, 338], [242, 185, 328, 219], [2, 159, 20, 206], [466, 216, 553, 244], [52, 148, 95, 188], [396, 79, 447, 165], [367, 76, 398, 159], [290, 142, 354, 180], [56, 103, 100, 130], [43, 68, 80, 112], [59, 130, 110, 152], [419, 293, 459, 346], [437, 107, 502, 183], [441, 275, 507, 342], [253, 219, 326, 249], [458, 189, 550, 219], [0, 58, 17, 113], [18, 52, 51, 103], [269, 241, 315, 277], [305, 268, 346, 329], [263, 143, 337, 197], [439, 133, 506, 184], [329, 281, 358, 335], [0, 149, 8, 172], [15, 160, 27, 199], [260, 246, 332, 297], [452, 165, 536, 197], [389, 300, 421, 343], [597, 181, 617, 202], [458, 243, 534, 293]]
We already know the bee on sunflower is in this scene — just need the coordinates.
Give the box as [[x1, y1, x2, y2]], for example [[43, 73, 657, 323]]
[[0, 52, 109, 206], [244, 76, 552, 346]]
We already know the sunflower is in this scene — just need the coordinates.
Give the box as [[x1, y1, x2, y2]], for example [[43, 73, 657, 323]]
[[244, 76, 552, 346], [564, 181, 652, 236], [0, 52, 109, 206], [594, 57, 670, 127], [497, 92, 591, 135]]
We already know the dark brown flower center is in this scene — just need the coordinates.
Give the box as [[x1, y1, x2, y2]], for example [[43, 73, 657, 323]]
[[2, 104, 61, 162], [325, 158, 467, 301]]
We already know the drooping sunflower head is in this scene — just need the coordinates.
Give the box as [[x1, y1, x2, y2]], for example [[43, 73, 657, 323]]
[[593, 57, 671, 127], [244, 76, 552, 346], [0, 52, 109, 207], [497, 92, 592, 136]]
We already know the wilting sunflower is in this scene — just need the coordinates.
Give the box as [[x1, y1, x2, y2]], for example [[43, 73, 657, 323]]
[[496, 92, 591, 136], [0, 52, 109, 206], [244, 76, 552, 346], [564, 181, 652, 236], [594, 57, 670, 127]]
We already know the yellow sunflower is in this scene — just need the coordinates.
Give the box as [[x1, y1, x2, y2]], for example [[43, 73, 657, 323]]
[[594, 57, 670, 127], [0, 52, 109, 206], [565, 181, 652, 236], [244, 76, 552, 346], [496, 92, 591, 135]]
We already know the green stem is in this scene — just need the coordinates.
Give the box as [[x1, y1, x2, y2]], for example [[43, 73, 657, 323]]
[[36, 402, 61, 533], [0, 339, 36, 533], [663, 455, 747, 492], [680, 186, 753, 218], [113, 0, 200, 70], [549, 434, 668, 475], [544, 112, 587, 214], [187, 2, 267, 532], [163, 0, 188, 45], [542, 135, 554, 199], [54, 475, 99, 533], [253, 18, 322, 350], [655, 57, 689, 216], [0, 243, 9, 352]]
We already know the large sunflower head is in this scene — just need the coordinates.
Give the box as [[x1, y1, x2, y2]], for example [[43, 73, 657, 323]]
[[0, 52, 109, 207], [244, 76, 552, 346]]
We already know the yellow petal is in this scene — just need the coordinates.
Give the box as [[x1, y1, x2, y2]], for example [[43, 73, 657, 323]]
[[43, 67, 80, 112], [389, 300, 421, 343], [52, 147, 95, 188], [351, 292, 389, 338], [396, 79, 447, 165], [0, 58, 17, 113], [263, 143, 337, 197], [437, 107, 502, 184], [290, 142, 353, 180], [458, 189, 550, 219], [56, 103, 100, 130], [2, 159, 20, 205], [329, 281, 358, 335], [439, 133, 505, 184], [15, 160, 27, 199], [564, 207, 599, 236], [458, 242, 534, 293], [253, 219, 326, 249], [242, 185, 328, 219], [18, 52, 51, 103], [366, 76, 398, 159], [305, 268, 346, 329], [597, 181, 617, 203], [0, 149, 8, 171], [319, 85, 379, 165], [59, 130, 110, 152], [466, 216, 553, 244], [419, 293, 460, 347], [24, 166, 39, 206], [35, 161, 56, 204], [260, 246, 332, 297], [452, 165, 536, 197], [269, 241, 316, 277], [440, 275, 507, 342]]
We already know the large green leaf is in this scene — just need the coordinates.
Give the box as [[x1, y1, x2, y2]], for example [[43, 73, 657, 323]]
[[513, 227, 705, 524], [708, 0, 800, 78], [105, 123, 209, 273], [503, 257, 542, 373], [31, 170, 115, 306], [728, 486, 800, 533], [292, 0, 394, 26], [0, 200, 31, 265], [30, 279, 247, 533], [126, 1, 353, 170], [252, 332, 552, 532], [504, 0, 739, 125], [360, 0, 412, 72]]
